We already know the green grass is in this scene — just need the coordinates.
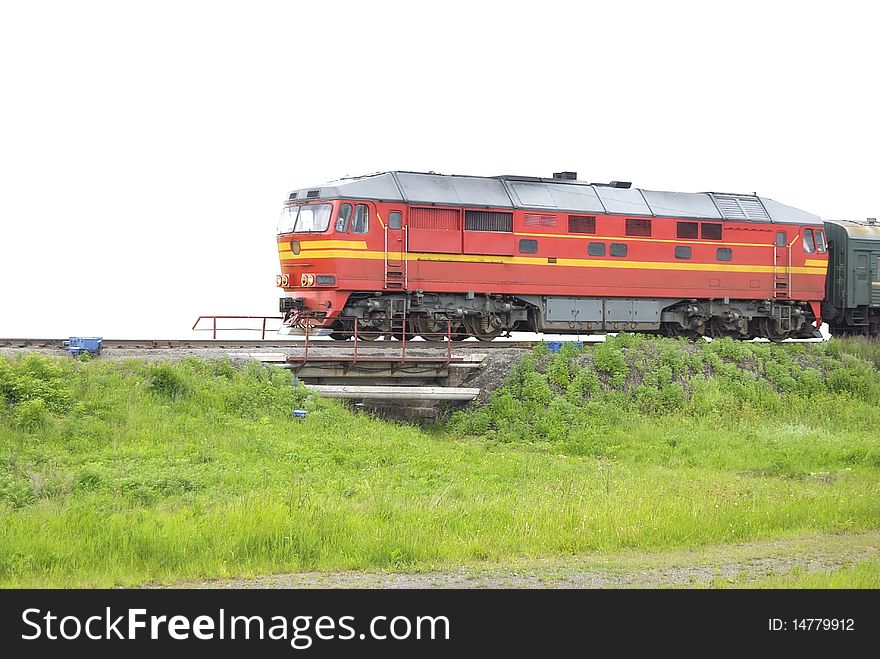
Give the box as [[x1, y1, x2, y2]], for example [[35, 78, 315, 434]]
[[1, 337, 879, 587], [733, 560, 880, 588]]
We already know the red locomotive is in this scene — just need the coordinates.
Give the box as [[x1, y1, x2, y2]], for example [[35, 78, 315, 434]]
[[276, 171, 828, 341]]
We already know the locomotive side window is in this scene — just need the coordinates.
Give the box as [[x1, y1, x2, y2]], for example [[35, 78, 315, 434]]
[[626, 218, 652, 237], [675, 245, 692, 259], [568, 215, 596, 234], [677, 222, 698, 239], [588, 242, 606, 257], [610, 243, 627, 257], [701, 223, 722, 240], [815, 230, 827, 253], [518, 239, 538, 254], [352, 204, 369, 234], [716, 247, 733, 261], [803, 229, 816, 254], [335, 203, 353, 233], [775, 231, 787, 247], [388, 211, 403, 230]]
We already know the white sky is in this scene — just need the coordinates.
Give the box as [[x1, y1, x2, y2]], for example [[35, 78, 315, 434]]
[[1, 0, 877, 338]]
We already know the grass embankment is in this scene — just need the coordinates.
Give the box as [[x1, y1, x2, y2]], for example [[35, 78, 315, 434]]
[[1, 336, 879, 587]]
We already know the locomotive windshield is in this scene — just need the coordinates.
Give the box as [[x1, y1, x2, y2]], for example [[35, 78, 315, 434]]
[[277, 203, 332, 234]]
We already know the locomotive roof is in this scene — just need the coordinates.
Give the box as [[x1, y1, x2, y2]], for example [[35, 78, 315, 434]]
[[824, 219, 880, 241], [287, 171, 823, 226]]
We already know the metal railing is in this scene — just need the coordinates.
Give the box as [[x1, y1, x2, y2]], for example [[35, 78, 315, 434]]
[[192, 315, 284, 340], [297, 312, 455, 366]]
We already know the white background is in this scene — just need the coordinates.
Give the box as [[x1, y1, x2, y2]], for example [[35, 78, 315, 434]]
[[1, 0, 877, 338]]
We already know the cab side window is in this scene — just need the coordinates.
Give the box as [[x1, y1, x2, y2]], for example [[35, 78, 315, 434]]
[[335, 203, 352, 233], [352, 204, 369, 234], [803, 229, 816, 254], [388, 211, 402, 230], [815, 229, 827, 253]]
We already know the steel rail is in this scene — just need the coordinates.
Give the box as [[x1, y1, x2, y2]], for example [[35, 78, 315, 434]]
[[0, 338, 564, 350]]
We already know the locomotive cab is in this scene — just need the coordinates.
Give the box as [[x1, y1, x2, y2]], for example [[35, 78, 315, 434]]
[[276, 197, 384, 330]]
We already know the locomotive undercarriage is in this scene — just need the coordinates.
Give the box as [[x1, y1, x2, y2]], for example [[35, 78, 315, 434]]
[[321, 293, 819, 342]]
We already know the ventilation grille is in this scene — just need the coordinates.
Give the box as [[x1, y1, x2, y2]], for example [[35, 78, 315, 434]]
[[409, 207, 461, 230], [712, 194, 770, 221], [524, 213, 557, 227], [626, 218, 652, 237], [306, 190, 320, 199], [568, 215, 596, 234], [288, 192, 298, 200], [464, 210, 513, 232]]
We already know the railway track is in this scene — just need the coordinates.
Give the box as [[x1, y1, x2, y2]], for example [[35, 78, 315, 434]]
[[0, 338, 555, 350]]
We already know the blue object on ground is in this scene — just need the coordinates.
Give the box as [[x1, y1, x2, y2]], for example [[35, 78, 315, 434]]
[[292, 409, 307, 419], [63, 337, 103, 357], [547, 341, 562, 353]]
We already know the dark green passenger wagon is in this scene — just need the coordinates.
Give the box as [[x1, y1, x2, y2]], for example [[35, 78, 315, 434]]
[[823, 219, 880, 336]]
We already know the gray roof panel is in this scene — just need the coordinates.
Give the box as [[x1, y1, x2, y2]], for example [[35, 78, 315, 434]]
[[759, 197, 823, 225], [287, 171, 823, 225], [595, 186, 652, 215], [395, 172, 512, 207], [294, 172, 404, 202], [642, 190, 722, 219]]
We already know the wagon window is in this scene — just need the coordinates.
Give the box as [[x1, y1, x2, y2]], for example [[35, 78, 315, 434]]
[[352, 204, 369, 234], [610, 243, 627, 257], [335, 203, 352, 233], [388, 211, 402, 230], [518, 239, 538, 254], [803, 229, 816, 254], [856, 254, 868, 280], [815, 230, 827, 253], [675, 245, 692, 259], [676, 222, 698, 239], [588, 242, 606, 257], [716, 247, 733, 261]]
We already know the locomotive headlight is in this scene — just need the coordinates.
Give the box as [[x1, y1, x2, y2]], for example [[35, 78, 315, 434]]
[[290, 240, 300, 256], [306, 274, 315, 287], [276, 275, 283, 287], [315, 275, 336, 286], [281, 274, 289, 287], [300, 274, 309, 287]]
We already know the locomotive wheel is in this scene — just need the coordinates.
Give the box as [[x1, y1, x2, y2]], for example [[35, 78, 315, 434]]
[[355, 328, 383, 341], [465, 315, 503, 342], [414, 317, 449, 342], [391, 323, 416, 342], [758, 317, 790, 342], [662, 322, 698, 340]]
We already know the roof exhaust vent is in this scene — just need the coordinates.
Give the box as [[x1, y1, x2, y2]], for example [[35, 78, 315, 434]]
[[552, 171, 578, 180], [592, 181, 633, 189]]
